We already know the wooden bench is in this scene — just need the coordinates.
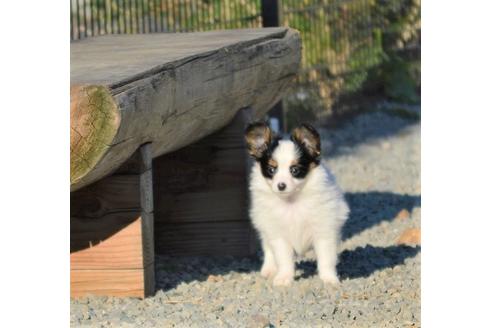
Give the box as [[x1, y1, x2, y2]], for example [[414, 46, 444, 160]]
[[70, 28, 301, 298]]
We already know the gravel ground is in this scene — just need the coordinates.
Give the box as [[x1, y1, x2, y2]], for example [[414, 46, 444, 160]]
[[71, 105, 421, 327]]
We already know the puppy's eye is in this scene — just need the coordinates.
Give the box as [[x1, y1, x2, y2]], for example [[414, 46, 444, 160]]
[[290, 166, 300, 177], [267, 166, 277, 175]]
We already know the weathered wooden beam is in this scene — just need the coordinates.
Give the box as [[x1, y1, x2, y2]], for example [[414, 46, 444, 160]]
[[70, 28, 301, 191], [70, 144, 155, 298]]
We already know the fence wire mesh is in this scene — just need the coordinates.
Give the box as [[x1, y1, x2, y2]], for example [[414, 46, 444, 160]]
[[70, 0, 263, 39]]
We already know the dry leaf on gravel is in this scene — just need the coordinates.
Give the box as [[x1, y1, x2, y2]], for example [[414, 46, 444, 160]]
[[397, 228, 421, 245], [396, 209, 411, 221], [207, 275, 224, 283]]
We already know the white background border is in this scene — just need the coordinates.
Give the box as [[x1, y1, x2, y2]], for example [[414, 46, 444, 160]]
[[422, 0, 492, 326], [1, 1, 69, 326], [2, 0, 492, 326]]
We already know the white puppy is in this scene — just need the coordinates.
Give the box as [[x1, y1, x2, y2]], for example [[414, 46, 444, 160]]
[[245, 122, 349, 286]]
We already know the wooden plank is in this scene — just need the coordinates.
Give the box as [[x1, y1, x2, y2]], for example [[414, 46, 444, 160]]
[[70, 175, 140, 219], [71, 268, 145, 298], [70, 28, 301, 191], [71, 214, 144, 269], [155, 221, 257, 257], [155, 188, 247, 223]]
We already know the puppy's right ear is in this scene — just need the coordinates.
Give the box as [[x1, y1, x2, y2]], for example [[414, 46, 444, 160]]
[[244, 122, 272, 160]]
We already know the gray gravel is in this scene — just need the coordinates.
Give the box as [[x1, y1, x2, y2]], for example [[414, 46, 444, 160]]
[[71, 105, 421, 327]]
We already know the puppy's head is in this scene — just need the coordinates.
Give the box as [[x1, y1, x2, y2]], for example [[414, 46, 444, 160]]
[[245, 122, 321, 196]]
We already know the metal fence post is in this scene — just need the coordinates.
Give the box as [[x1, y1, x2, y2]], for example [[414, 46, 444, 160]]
[[261, 0, 282, 27], [261, 0, 286, 133]]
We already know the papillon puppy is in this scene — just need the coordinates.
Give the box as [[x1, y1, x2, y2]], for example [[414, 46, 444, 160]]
[[245, 122, 349, 286]]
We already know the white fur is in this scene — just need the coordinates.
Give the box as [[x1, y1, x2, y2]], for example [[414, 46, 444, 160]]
[[249, 140, 349, 286]]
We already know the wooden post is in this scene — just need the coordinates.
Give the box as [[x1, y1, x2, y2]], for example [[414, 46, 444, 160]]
[[261, 0, 286, 133], [70, 144, 155, 298]]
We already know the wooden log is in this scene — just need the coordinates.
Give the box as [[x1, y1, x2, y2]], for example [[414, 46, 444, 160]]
[[70, 144, 155, 298], [70, 28, 301, 191], [153, 108, 258, 256]]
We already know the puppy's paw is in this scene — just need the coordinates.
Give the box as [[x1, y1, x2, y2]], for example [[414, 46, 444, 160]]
[[320, 273, 340, 286], [260, 265, 277, 279], [273, 272, 293, 287]]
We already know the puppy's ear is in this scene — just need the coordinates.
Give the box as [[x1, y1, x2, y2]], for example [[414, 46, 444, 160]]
[[245, 122, 272, 160], [291, 123, 321, 158]]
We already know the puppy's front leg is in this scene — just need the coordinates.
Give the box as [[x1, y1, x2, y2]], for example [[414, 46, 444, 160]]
[[313, 238, 340, 285], [260, 240, 277, 278], [270, 238, 294, 286]]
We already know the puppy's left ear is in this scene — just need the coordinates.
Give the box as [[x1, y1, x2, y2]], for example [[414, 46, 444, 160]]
[[291, 123, 321, 158]]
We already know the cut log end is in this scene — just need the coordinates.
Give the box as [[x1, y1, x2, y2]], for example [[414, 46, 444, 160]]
[[70, 85, 120, 186]]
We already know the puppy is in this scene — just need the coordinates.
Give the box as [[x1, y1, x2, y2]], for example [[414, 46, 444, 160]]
[[245, 122, 349, 286]]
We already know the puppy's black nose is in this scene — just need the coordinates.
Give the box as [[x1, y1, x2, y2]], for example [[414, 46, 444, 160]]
[[277, 182, 286, 191]]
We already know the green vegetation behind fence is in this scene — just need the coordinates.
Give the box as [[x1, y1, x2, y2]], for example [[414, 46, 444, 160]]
[[71, 0, 420, 123]]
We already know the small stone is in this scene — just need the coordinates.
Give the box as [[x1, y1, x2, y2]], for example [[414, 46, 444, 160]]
[[396, 209, 411, 221], [396, 228, 421, 245], [381, 141, 391, 150]]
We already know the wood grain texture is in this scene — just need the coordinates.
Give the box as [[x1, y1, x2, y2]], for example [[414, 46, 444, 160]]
[[71, 215, 144, 269], [70, 175, 140, 220], [71, 268, 146, 298], [70, 85, 120, 185], [70, 28, 301, 190], [155, 221, 257, 257]]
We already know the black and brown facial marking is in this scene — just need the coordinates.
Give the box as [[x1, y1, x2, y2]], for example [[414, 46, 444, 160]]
[[244, 122, 280, 179], [290, 123, 321, 177], [260, 156, 279, 179], [289, 159, 310, 179]]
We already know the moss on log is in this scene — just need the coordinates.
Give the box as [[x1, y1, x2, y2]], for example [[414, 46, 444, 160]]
[[70, 85, 120, 185]]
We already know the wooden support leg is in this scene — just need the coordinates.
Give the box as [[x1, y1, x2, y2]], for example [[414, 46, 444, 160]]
[[153, 108, 259, 257], [70, 144, 155, 298]]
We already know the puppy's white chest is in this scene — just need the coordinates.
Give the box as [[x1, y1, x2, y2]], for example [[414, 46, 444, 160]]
[[278, 201, 313, 255]]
